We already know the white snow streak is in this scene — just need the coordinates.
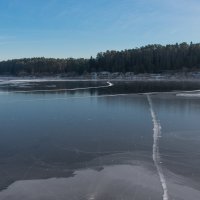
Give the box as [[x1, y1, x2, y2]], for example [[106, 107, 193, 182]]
[[0, 81, 113, 94], [176, 93, 200, 97], [147, 94, 169, 200]]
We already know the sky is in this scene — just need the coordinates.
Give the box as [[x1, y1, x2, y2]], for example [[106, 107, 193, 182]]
[[0, 0, 200, 60]]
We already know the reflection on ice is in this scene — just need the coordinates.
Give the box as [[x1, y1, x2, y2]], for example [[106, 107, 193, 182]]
[[0, 164, 200, 200]]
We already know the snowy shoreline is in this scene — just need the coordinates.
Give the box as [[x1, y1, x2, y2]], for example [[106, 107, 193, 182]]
[[1, 74, 200, 83]]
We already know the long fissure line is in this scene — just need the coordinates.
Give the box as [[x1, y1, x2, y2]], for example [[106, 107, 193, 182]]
[[147, 94, 169, 200], [0, 81, 113, 94]]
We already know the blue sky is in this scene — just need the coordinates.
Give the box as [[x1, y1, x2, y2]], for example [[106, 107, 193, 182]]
[[0, 0, 200, 60]]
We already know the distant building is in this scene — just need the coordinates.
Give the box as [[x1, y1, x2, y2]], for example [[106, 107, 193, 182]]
[[91, 72, 97, 79], [125, 72, 134, 79], [98, 71, 111, 79], [111, 72, 121, 78]]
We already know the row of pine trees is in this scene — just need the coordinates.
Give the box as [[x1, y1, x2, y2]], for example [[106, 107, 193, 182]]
[[0, 42, 200, 75]]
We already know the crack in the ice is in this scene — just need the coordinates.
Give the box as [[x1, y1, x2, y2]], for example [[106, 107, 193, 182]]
[[0, 81, 113, 94], [147, 94, 169, 200]]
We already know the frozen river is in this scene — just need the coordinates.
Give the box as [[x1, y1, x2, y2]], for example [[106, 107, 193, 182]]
[[0, 79, 200, 200]]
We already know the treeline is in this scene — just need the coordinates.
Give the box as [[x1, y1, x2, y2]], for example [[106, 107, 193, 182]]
[[0, 42, 200, 75]]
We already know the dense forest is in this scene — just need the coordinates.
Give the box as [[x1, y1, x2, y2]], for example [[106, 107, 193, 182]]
[[0, 42, 200, 76]]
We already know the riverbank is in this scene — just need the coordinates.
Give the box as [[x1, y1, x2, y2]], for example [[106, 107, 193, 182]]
[[1, 72, 200, 82]]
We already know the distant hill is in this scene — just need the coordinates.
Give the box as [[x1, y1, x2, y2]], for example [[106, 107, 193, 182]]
[[0, 42, 200, 76]]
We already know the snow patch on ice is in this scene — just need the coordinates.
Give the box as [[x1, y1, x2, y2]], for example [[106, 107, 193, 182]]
[[176, 92, 200, 97]]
